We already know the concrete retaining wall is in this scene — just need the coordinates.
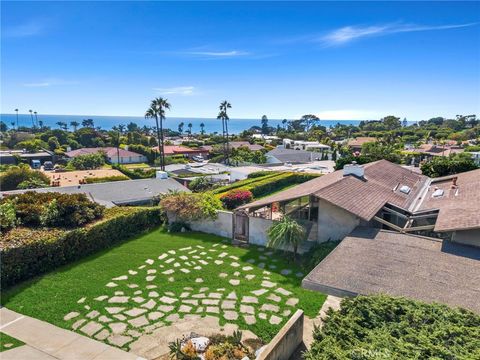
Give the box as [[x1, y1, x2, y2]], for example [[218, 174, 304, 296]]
[[257, 310, 304, 360], [189, 210, 233, 238], [248, 216, 273, 246]]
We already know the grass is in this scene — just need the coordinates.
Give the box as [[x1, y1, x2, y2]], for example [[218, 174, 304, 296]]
[[0, 332, 24, 352], [2, 228, 326, 349], [123, 163, 151, 169]]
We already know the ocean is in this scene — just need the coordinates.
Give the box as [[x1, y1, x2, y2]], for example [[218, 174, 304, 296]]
[[0, 113, 362, 134]]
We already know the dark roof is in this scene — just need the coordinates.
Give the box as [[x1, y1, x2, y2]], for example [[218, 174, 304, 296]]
[[1, 178, 188, 207], [266, 148, 323, 163], [302, 227, 480, 313]]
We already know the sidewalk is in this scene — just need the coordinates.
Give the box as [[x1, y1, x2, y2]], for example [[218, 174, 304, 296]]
[[0, 308, 145, 360]]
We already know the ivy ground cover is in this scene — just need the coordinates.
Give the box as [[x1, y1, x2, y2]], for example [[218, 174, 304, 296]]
[[2, 229, 326, 351]]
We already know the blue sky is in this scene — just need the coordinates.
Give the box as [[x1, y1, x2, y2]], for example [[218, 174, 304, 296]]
[[1, 1, 479, 120]]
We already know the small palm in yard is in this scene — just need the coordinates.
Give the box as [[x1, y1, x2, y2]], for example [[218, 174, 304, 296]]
[[267, 216, 306, 261]]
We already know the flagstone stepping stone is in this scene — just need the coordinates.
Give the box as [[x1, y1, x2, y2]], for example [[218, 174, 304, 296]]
[[280, 269, 292, 275], [146, 259, 154, 265], [245, 274, 255, 280], [267, 294, 281, 302], [80, 321, 103, 336], [165, 291, 175, 296], [221, 245, 227, 248], [148, 291, 159, 298], [240, 305, 254, 314], [224, 311, 238, 320], [148, 312, 164, 321], [217, 288, 225, 292], [185, 262, 192, 266], [179, 305, 192, 313], [269, 265, 277, 269], [219, 273, 228, 278], [193, 266, 202, 270], [94, 295, 108, 301], [84, 305, 91, 310], [127, 330, 142, 338], [209, 292, 222, 299], [180, 268, 191, 274], [146, 276, 156, 281], [113, 314, 126, 321], [195, 278, 204, 283], [229, 279, 240, 286], [127, 284, 139, 288], [108, 334, 132, 347], [263, 271, 271, 275], [77, 297, 86, 303], [234, 271, 240, 276], [183, 299, 199, 306], [158, 305, 174, 312], [146, 285, 157, 289], [296, 272, 304, 277], [86, 310, 100, 319], [231, 262, 240, 267], [124, 308, 147, 317], [138, 265, 146, 269], [200, 288, 209, 293], [168, 250, 176, 255], [259, 255, 267, 260], [98, 316, 113, 323], [227, 291, 237, 300], [72, 319, 86, 330], [165, 314, 180, 322], [158, 253, 168, 260], [242, 266, 253, 271], [184, 286, 193, 291], [261, 280, 276, 288], [108, 296, 129, 303], [258, 313, 267, 320], [106, 307, 125, 314], [142, 299, 156, 310], [214, 260, 223, 265], [202, 299, 219, 305], [180, 292, 190, 298], [241, 296, 258, 304], [159, 296, 177, 304], [165, 258, 174, 264], [218, 252, 228, 258], [269, 315, 282, 325], [199, 260, 208, 265], [147, 269, 156, 274], [246, 259, 255, 264], [106, 282, 118, 288], [143, 323, 164, 334], [95, 329, 110, 341], [206, 306, 219, 314], [174, 262, 181, 267], [196, 307, 204, 313], [114, 291, 124, 296], [179, 255, 188, 260], [244, 315, 256, 325], [282, 310, 291, 317], [261, 304, 279, 312], [128, 315, 149, 328], [132, 297, 145, 303], [109, 322, 127, 334], [221, 300, 236, 309], [64, 312, 79, 321], [276, 288, 292, 296], [134, 291, 142, 296], [263, 276, 271, 280], [168, 277, 175, 282], [252, 289, 268, 296], [286, 298, 299, 306], [258, 263, 265, 268], [113, 275, 128, 281]]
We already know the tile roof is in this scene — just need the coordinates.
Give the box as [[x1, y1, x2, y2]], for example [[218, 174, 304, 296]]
[[347, 137, 377, 147], [65, 147, 144, 158], [303, 227, 480, 313], [153, 145, 207, 155]]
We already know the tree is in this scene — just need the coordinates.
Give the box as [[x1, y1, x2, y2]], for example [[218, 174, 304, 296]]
[[178, 122, 184, 135], [70, 121, 80, 132], [69, 153, 106, 170], [47, 136, 61, 151], [282, 119, 288, 130], [14, 108, 19, 128], [218, 100, 232, 165], [200, 122, 205, 135], [0, 121, 7, 132], [118, 124, 126, 134], [34, 111, 38, 127], [145, 97, 171, 171], [420, 155, 478, 178], [261, 115, 269, 135], [56, 121, 67, 131], [0, 164, 50, 191], [29, 109, 35, 128], [301, 114, 320, 133], [382, 115, 401, 130], [82, 118, 94, 128], [187, 122, 193, 135], [267, 216, 306, 260]]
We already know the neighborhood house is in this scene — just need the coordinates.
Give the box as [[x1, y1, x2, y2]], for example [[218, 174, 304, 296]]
[[65, 147, 147, 164]]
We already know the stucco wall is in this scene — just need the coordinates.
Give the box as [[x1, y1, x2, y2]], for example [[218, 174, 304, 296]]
[[189, 210, 233, 239], [317, 198, 360, 242], [257, 310, 304, 360], [452, 229, 480, 248], [248, 216, 273, 246]]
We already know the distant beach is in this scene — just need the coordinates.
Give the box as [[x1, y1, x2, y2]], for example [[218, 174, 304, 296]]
[[0, 114, 362, 134]]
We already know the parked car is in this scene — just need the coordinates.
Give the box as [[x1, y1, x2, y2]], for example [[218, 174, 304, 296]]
[[192, 155, 205, 162], [31, 160, 41, 169], [43, 161, 54, 170]]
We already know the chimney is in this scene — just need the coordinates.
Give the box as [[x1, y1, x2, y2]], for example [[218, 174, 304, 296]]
[[343, 161, 365, 178]]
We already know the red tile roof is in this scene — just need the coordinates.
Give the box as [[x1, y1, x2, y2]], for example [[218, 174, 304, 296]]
[[65, 147, 145, 158]]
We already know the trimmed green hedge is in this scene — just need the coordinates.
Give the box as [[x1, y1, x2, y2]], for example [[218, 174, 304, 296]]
[[243, 172, 318, 198], [211, 172, 283, 195], [0, 207, 162, 289], [84, 175, 130, 183]]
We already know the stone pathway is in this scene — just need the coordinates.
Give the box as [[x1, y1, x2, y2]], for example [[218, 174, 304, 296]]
[[0, 307, 143, 360], [61, 242, 303, 353]]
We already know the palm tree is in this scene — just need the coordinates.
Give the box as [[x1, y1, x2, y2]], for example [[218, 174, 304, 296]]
[[267, 216, 306, 261], [282, 119, 287, 130], [200, 122, 205, 135], [187, 122, 193, 136], [178, 122, 184, 135], [34, 111, 38, 127], [10, 121, 15, 130], [70, 121, 79, 132], [145, 97, 171, 171], [82, 118, 94, 128], [38, 120, 43, 129], [29, 109, 35, 128], [118, 124, 126, 134], [14, 109, 19, 128], [56, 121, 67, 131], [218, 100, 232, 165]]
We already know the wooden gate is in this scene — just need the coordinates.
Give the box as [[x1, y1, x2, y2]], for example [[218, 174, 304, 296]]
[[233, 211, 249, 243]]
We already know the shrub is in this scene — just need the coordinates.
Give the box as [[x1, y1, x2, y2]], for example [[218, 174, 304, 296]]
[[189, 176, 218, 192], [84, 175, 129, 184], [212, 172, 282, 195], [220, 189, 253, 209], [160, 191, 222, 222], [0, 200, 18, 232], [1, 192, 104, 228], [0, 164, 50, 191], [301, 241, 340, 273], [168, 221, 191, 233], [420, 155, 478, 178], [0, 207, 162, 288], [304, 294, 480, 360], [247, 171, 278, 179], [69, 153, 106, 170]]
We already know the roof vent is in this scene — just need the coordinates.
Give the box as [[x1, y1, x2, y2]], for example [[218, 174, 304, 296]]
[[343, 162, 365, 178], [432, 189, 444, 197], [156, 171, 168, 179], [399, 185, 411, 194]]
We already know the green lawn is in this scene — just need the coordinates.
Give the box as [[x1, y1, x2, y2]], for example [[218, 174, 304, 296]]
[[0, 332, 24, 352], [2, 229, 325, 350]]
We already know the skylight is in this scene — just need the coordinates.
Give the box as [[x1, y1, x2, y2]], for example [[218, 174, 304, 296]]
[[399, 185, 411, 194], [432, 189, 444, 197]]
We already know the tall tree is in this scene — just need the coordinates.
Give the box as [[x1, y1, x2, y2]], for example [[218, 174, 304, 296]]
[[218, 100, 232, 165], [118, 124, 126, 134], [14, 108, 19, 129], [29, 109, 35, 128], [200, 122, 205, 135], [178, 122, 184, 135], [267, 216, 305, 261], [261, 115, 269, 135], [56, 121, 67, 131], [187, 122, 193, 135], [82, 118, 94, 128], [282, 119, 287, 130], [145, 97, 171, 171], [34, 111, 38, 127], [70, 121, 80, 132]]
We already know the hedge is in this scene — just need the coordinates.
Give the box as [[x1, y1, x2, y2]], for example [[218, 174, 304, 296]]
[[0, 206, 162, 289], [211, 172, 282, 195], [84, 175, 130, 183], [112, 164, 155, 179]]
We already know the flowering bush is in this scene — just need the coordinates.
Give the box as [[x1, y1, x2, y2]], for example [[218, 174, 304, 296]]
[[220, 189, 253, 210], [159, 191, 222, 222]]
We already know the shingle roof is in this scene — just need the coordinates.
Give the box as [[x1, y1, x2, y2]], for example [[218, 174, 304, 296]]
[[65, 147, 144, 158], [266, 148, 323, 163], [153, 145, 206, 155], [347, 137, 377, 147], [302, 227, 480, 313]]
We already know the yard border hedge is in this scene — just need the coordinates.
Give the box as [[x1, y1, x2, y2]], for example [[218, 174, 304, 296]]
[[211, 172, 286, 195], [0, 207, 162, 289]]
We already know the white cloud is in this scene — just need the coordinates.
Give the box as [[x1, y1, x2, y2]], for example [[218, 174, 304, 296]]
[[184, 50, 250, 58], [305, 109, 382, 120], [23, 82, 51, 87], [153, 86, 195, 95], [320, 22, 477, 46], [3, 21, 45, 38], [23, 79, 78, 88]]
